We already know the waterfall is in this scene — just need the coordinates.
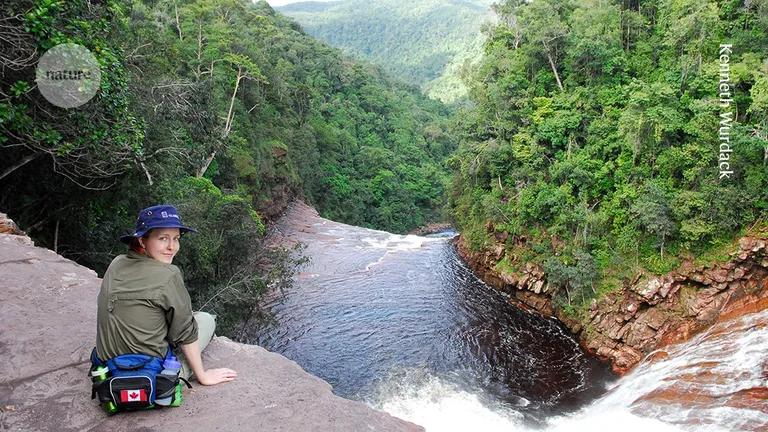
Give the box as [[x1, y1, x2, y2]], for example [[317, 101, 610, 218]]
[[374, 307, 768, 432]]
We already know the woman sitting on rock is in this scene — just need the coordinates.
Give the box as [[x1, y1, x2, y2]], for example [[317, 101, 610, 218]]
[[95, 204, 237, 385]]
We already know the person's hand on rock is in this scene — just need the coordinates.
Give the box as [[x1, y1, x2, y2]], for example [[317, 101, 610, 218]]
[[197, 368, 238, 385]]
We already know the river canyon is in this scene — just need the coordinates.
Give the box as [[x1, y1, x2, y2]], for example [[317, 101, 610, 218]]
[[255, 202, 767, 431]]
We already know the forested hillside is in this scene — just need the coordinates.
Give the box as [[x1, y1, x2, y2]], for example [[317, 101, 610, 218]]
[[0, 0, 454, 334], [449, 0, 768, 316], [278, 0, 494, 102]]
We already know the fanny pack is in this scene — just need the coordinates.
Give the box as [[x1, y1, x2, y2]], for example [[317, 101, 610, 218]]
[[90, 347, 191, 414]]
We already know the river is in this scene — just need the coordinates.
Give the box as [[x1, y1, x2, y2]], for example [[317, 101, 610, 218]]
[[250, 202, 767, 431]]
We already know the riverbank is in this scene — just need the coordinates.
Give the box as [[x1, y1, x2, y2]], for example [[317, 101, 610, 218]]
[[408, 222, 454, 236], [0, 213, 422, 432], [454, 229, 768, 374]]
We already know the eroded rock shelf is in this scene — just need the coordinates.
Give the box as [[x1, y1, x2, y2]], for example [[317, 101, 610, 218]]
[[455, 231, 768, 375]]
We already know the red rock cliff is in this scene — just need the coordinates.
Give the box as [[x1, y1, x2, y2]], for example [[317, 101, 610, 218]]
[[455, 232, 768, 375]]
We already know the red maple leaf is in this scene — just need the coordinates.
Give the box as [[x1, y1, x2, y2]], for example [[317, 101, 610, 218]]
[[130, 392, 138, 399]]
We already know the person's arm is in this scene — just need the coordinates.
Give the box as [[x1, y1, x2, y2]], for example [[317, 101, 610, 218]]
[[165, 269, 237, 385], [179, 340, 237, 386]]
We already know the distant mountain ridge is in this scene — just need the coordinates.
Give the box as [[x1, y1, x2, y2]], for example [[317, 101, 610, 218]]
[[276, 0, 494, 103], [278, 1, 341, 13], [278, 1, 343, 13]]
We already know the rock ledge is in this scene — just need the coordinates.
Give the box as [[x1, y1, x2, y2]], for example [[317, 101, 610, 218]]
[[0, 228, 422, 432]]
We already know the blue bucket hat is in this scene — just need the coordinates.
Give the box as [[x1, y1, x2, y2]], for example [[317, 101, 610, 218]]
[[119, 204, 197, 244]]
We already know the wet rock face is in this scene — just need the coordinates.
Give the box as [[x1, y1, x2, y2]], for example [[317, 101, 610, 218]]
[[0, 213, 422, 432], [454, 233, 768, 375], [258, 182, 296, 222]]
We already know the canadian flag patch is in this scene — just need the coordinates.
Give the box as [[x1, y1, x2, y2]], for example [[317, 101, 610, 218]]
[[120, 389, 148, 403]]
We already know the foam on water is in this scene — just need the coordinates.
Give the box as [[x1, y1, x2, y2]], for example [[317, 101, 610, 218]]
[[544, 410, 691, 432], [360, 233, 444, 270], [361, 234, 440, 251], [375, 373, 525, 431], [370, 371, 688, 432]]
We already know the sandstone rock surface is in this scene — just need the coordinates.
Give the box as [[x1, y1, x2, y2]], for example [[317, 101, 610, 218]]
[[0, 212, 25, 236], [0, 230, 422, 432]]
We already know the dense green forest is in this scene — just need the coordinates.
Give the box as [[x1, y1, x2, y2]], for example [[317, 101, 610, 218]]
[[449, 0, 768, 317], [278, 0, 494, 102], [3, 0, 767, 334], [0, 0, 455, 335]]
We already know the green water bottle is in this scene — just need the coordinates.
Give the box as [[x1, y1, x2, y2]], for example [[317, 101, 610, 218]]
[[170, 382, 183, 407], [91, 365, 117, 415]]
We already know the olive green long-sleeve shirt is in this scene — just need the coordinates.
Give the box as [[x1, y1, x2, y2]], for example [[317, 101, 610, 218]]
[[96, 250, 198, 360]]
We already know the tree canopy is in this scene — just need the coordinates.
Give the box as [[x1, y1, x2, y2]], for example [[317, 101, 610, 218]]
[[278, 0, 495, 102], [448, 0, 768, 315], [1, 0, 455, 334]]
